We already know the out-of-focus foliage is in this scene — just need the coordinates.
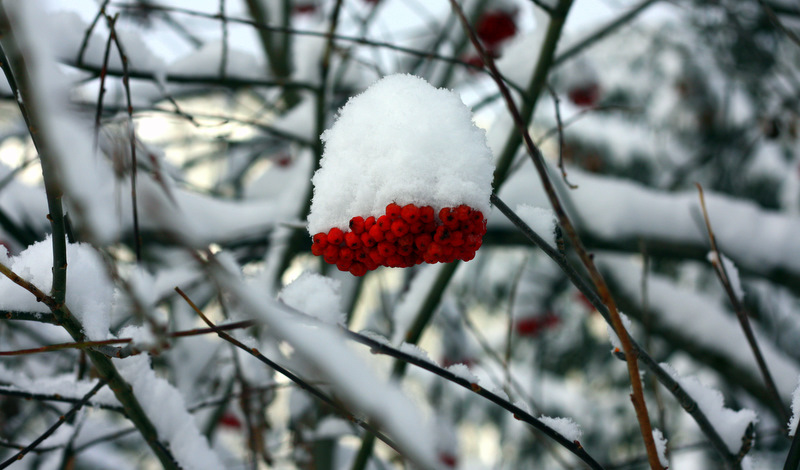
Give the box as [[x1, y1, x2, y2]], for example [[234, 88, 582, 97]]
[[1, 0, 799, 469]]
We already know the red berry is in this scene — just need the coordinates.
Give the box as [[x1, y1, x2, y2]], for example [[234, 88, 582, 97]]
[[415, 234, 432, 251], [434, 226, 452, 244], [368, 250, 385, 264], [312, 232, 328, 248], [419, 206, 435, 223], [377, 215, 392, 231], [409, 221, 423, 234], [397, 244, 413, 256], [384, 230, 397, 242], [311, 243, 325, 256], [350, 262, 367, 277], [218, 412, 242, 429], [470, 210, 483, 222], [339, 247, 354, 263], [454, 205, 471, 221], [364, 258, 378, 271], [386, 254, 404, 267], [568, 83, 600, 107], [364, 216, 376, 231], [361, 232, 376, 248], [369, 224, 385, 242], [386, 203, 402, 219], [391, 219, 409, 237], [323, 245, 339, 264], [398, 233, 414, 246], [442, 245, 455, 258], [476, 10, 517, 49], [401, 204, 420, 223], [345, 232, 362, 250], [377, 242, 396, 257], [427, 243, 443, 258], [293, 3, 317, 15], [337, 259, 353, 271], [515, 313, 560, 337], [349, 216, 365, 234], [461, 250, 476, 262], [328, 227, 344, 245]]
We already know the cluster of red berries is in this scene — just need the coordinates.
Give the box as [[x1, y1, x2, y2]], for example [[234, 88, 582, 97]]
[[311, 203, 487, 277]]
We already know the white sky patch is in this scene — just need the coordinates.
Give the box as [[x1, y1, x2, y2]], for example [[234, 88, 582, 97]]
[[661, 362, 757, 453], [308, 73, 494, 235], [114, 354, 224, 469], [790, 375, 800, 436], [538, 415, 583, 442], [279, 272, 346, 326], [708, 251, 745, 302], [0, 236, 114, 340], [652, 428, 668, 467], [516, 204, 557, 247]]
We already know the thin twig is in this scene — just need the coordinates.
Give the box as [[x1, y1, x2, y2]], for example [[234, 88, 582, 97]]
[[341, 328, 605, 469], [107, 2, 495, 77], [219, 0, 228, 79], [1, 310, 57, 324], [94, 13, 116, 148], [105, 13, 142, 262], [757, 0, 800, 49], [0, 379, 107, 469], [0, 319, 257, 357], [696, 184, 789, 423], [76, 0, 111, 67], [546, 83, 577, 189]]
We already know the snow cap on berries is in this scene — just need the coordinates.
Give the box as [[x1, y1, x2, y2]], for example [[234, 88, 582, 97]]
[[307, 73, 494, 235]]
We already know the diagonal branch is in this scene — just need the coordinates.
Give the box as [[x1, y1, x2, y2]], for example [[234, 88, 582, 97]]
[[449, 1, 664, 468], [696, 184, 789, 423], [491, 192, 741, 468]]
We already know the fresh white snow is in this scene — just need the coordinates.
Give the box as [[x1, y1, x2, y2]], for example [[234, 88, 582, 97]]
[[308, 73, 494, 234], [707, 251, 745, 302], [652, 428, 669, 467], [538, 415, 583, 442], [605, 311, 632, 352], [790, 375, 800, 437], [114, 354, 225, 469], [0, 236, 114, 340], [279, 271, 346, 325], [661, 362, 757, 454], [515, 204, 557, 247]]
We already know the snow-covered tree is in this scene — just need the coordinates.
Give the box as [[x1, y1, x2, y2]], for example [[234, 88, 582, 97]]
[[0, 0, 799, 469]]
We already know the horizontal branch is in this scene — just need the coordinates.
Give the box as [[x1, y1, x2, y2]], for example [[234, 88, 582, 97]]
[[494, 167, 800, 292], [1, 310, 57, 324]]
